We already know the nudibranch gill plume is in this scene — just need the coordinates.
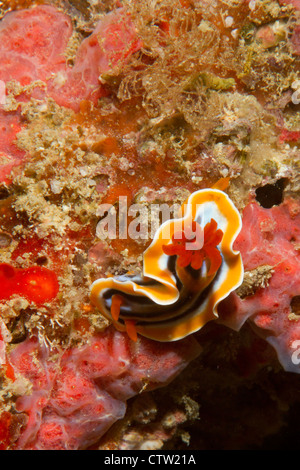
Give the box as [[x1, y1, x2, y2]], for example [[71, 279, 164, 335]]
[[90, 189, 243, 342]]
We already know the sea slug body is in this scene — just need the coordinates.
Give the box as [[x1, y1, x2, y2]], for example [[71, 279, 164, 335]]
[[90, 189, 243, 342]]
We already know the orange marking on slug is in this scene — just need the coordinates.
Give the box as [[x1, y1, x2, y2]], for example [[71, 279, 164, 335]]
[[111, 294, 124, 322], [125, 320, 138, 342]]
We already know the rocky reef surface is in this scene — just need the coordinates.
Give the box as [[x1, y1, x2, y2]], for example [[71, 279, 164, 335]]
[[0, 0, 299, 450]]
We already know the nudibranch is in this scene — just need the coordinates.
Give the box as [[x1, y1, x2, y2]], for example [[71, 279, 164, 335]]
[[90, 188, 243, 342]]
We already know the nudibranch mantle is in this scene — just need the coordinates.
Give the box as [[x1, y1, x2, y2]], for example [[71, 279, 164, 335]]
[[90, 189, 243, 342]]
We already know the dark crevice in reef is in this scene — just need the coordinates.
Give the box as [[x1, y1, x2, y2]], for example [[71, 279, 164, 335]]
[[0, 186, 10, 200], [255, 178, 287, 209], [291, 296, 300, 316]]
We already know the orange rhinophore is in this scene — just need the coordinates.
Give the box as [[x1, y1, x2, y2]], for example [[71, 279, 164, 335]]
[[90, 189, 244, 342]]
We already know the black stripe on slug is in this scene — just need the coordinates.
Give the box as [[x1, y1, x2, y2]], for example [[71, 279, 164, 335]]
[[102, 264, 222, 326]]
